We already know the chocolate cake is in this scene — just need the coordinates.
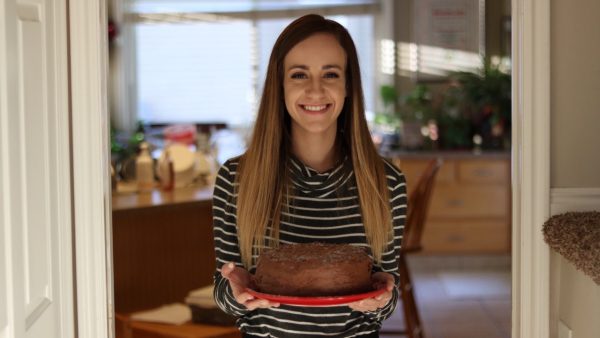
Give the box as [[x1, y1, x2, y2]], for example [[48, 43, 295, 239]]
[[253, 242, 373, 297]]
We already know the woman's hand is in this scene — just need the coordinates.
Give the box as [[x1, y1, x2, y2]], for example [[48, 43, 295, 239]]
[[221, 262, 280, 310], [347, 272, 395, 312]]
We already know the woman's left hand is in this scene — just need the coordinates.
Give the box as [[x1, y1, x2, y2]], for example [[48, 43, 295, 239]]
[[347, 272, 395, 312]]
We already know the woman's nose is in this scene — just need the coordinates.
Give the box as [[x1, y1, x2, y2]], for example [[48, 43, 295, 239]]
[[305, 79, 325, 97]]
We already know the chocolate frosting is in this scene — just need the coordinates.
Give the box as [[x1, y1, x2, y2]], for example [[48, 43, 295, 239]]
[[254, 243, 373, 297]]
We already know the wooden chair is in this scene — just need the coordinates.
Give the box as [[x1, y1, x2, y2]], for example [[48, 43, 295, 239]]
[[381, 158, 443, 338]]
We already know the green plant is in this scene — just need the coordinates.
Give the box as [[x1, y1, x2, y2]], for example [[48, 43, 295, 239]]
[[399, 84, 433, 122], [436, 85, 472, 149], [380, 85, 397, 113], [373, 85, 401, 132], [450, 58, 511, 149], [110, 121, 147, 160]]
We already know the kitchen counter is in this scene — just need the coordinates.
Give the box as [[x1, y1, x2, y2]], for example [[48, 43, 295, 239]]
[[112, 183, 213, 211], [111, 151, 510, 212], [381, 149, 510, 160]]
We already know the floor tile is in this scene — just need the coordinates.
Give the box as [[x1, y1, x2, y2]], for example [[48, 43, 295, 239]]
[[380, 255, 511, 338]]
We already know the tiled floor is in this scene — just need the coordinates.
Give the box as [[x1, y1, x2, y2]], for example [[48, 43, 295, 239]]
[[380, 255, 511, 338]]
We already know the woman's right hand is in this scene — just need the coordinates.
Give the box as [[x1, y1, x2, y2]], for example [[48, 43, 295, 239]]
[[220, 262, 280, 310]]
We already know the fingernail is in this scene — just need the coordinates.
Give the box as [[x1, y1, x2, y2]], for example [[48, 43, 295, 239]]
[[228, 262, 235, 269]]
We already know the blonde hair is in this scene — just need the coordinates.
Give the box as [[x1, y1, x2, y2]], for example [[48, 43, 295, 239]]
[[236, 14, 392, 268]]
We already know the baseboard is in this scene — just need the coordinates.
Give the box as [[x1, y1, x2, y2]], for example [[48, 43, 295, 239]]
[[550, 188, 600, 215]]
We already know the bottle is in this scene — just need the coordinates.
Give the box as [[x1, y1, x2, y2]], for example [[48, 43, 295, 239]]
[[159, 148, 175, 191], [135, 142, 154, 192]]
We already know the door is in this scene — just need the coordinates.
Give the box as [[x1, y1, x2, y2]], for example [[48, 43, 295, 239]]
[[0, 0, 75, 337]]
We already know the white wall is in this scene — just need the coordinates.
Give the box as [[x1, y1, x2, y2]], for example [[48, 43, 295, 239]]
[[551, 253, 600, 338], [549, 0, 600, 336], [551, 0, 600, 188]]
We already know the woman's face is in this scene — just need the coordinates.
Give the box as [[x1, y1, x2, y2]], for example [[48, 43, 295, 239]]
[[283, 33, 347, 140]]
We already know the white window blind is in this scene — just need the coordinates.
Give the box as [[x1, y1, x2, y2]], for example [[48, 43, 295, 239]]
[[136, 15, 374, 127], [136, 21, 254, 125]]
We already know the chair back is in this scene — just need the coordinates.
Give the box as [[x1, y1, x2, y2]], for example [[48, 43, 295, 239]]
[[402, 158, 443, 253]]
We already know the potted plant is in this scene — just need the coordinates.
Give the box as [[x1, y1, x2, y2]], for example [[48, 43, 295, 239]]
[[434, 82, 473, 150], [372, 85, 402, 151], [373, 84, 437, 150], [450, 58, 511, 150], [398, 84, 433, 150]]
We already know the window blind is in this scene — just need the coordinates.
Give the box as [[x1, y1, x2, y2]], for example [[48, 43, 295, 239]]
[[136, 20, 254, 125]]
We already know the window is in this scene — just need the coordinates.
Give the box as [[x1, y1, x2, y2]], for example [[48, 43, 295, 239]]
[[136, 20, 254, 125], [135, 14, 375, 127]]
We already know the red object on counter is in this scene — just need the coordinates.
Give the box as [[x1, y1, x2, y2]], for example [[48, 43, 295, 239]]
[[163, 124, 197, 145]]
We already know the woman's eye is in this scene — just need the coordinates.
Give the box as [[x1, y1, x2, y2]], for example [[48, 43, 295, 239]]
[[324, 72, 340, 79], [291, 72, 307, 79]]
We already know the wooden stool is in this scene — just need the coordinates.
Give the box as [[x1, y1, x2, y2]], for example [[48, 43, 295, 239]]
[[116, 313, 241, 338]]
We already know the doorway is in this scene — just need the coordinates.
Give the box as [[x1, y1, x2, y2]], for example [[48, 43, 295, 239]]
[[67, 0, 552, 337]]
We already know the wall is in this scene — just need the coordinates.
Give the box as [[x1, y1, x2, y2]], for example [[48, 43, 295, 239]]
[[551, 0, 600, 188], [549, 0, 600, 336], [550, 253, 600, 338]]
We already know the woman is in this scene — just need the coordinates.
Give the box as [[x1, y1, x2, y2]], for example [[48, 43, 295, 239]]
[[212, 14, 407, 337]]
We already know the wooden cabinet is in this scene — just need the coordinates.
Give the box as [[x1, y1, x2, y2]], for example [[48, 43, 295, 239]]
[[112, 186, 216, 314], [392, 153, 511, 254]]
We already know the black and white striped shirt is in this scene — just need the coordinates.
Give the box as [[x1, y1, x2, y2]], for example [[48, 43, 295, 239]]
[[212, 155, 407, 337]]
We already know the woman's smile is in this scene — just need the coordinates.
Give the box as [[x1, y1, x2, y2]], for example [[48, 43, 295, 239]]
[[299, 103, 332, 114]]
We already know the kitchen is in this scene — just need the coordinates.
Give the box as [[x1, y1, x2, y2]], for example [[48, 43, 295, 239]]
[[108, 1, 512, 337]]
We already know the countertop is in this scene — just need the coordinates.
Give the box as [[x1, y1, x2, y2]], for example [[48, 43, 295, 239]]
[[112, 182, 213, 212], [111, 150, 510, 211], [381, 149, 510, 159]]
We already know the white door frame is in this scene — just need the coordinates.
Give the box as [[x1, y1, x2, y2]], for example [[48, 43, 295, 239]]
[[510, 0, 551, 337], [69, 1, 113, 337], [69, 0, 551, 337]]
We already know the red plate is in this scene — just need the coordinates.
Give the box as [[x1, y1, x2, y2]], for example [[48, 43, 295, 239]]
[[245, 288, 386, 306]]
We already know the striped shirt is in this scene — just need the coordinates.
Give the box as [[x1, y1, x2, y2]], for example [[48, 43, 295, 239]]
[[212, 155, 407, 337]]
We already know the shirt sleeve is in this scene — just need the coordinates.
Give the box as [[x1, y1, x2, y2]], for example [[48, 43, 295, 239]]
[[212, 160, 251, 317], [362, 161, 407, 322]]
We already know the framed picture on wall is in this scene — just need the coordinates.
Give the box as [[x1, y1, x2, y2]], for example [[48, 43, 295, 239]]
[[410, 0, 485, 82]]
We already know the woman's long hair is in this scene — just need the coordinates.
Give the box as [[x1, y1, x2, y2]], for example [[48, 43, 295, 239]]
[[236, 14, 392, 268]]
